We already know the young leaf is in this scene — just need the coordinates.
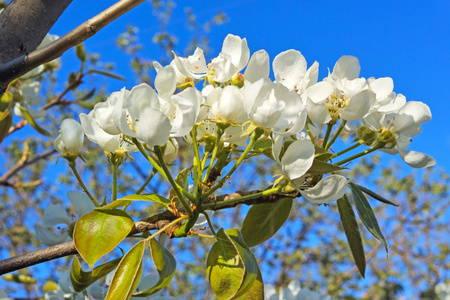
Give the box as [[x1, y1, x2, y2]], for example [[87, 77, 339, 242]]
[[241, 198, 293, 247], [314, 146, 333, 161], [16, 105, 51, 136], [206, 228, 258, 300], [307, 158, 346, 175], [0, 112, 12, 144], [356, 184, 398, 206], [337, 195, 366, 278], [132, 238, 176, 296], [88, 69, 126, 81], [95, 194, 171, 211], [105, 240, 145, 300], [74, 209, 135, 268], [70, 256, 122, 292], [236, 262, 264, 300], [348, 182, 388, 253]]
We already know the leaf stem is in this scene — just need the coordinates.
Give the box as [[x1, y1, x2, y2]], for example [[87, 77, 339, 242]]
[[145, 215, 189, 242], [202, 211, 216, 236]]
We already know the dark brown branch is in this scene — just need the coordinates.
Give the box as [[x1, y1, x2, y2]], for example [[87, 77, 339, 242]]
[[0, 190, 296, 275], [0, 0, 146, 94]]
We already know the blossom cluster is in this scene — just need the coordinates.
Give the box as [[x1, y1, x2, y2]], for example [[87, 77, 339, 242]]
[[57, 34, 435, 204]]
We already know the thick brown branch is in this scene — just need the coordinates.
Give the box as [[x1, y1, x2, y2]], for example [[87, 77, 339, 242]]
[[0, 0, 146, 92], [0, 190, 296, 274]]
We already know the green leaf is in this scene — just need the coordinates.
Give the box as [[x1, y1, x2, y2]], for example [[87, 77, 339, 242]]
[[307, 158, 346, 175], [76, 88, 96, 102], [0, 111, 12, 144], [89, 69, 126, 81], [105, 240, 145, 300], [357, 184, 398, 206], [252, 139, 274, 160], [337, 195, 366, 278], [74, 209, 135, 268], [348, 182, 388, 253], [236, 262, 264, 300], [75, 44, 87, 62], [206, 228, 258, 300], [16, 106, 51, 136], [96, 194, 170, 211], [70, 256, 122, 292], [132, 238, 176, 297], [314, 146, 333, 161], [241, 198, 293, 247]]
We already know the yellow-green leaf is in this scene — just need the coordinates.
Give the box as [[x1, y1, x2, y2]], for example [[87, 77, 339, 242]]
[[0, 111, 12, 144], [132, 238, 176, 297], [307, 158, 345, 175], [16, 105, 51, 136], [70, 256, 122, 292], [206, 228, 258, 300], [105, 240, 145, 300], [89, 69, 126, 81], [236, 262, 264, 299], [241, 198, 293, 247], [96, 194, 170, 211], [348, 182, 388, 253], [74, 209, 135, 268], [337, 195, 366, 278]]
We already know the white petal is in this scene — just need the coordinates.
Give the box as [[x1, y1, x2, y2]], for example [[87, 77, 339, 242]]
[[393, 101, 431, 137], [43, 204, 70, 227], [300, 175, 347, 204], [221, 34, 250, 71], [332, 56, 360, 80], [60, 118, 84, 154], [300, 61, 319, 92], [341, 90, 376, 122], [67, 191, 95, 217], [135, 108, 172, 146], [155, 65, 177, 97], [170, 87, 202, 136], [281, 139, 315, 180], [370, 77, 393, 100], [306, 98, 331, 124], [211, 52, 236, 82], [35, 224, 68, 246], [79, 113, 120, 152], [244, 49, 270, 83], [303, 81, 334, 104], [273, 50, 307, 90], [218, 85, 244, 122], [399, 149, 436, 168]]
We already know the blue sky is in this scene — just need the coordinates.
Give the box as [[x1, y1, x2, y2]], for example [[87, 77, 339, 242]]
[[51, 0, 450, 173]]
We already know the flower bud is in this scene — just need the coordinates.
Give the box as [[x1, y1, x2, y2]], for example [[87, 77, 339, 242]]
[[357, 126, 377, 146], [377, 128, 396, 148], [54, 118, 84, 156]]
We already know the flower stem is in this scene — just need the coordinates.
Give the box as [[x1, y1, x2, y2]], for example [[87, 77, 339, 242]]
[[203, 126, 225, 183], [191, 128, 202, 198], [322, 123, 333, 148], [135, 167, 157, 194], [304, 121, 317, 146], [334, 143, 384, 166], [326, 120, 347, 150], [154, 146, 193, 217], [111, 160, 118, 202], [68, 160, 99, 207], [201, 128, 263, 200], [332, 140, 364, 159]]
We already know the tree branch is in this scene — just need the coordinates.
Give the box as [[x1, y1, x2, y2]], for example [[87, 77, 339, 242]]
[[0, 189, 296, 275], [0, 0, 146, 95]]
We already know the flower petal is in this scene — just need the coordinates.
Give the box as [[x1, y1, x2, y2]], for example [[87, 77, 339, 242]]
[[135, 107, 172, 147], [332, 55, 360, 80], [300, 175, 347, 204], [244, 49, 270, 83], [281, 139, 315, 180], [273, 50, 307, 90], [67, 191, 95, 217], [399, 149, 436, 168]]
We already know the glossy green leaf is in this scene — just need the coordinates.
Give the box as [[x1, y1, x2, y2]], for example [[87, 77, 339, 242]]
[[337, 195, 366, 278], [241, 198, 293, 247], [307, 158, 346, 175], [89, 69, 126, 81], [132, 238, 176, 296], [16, 105, 51, 136], [105, 240, 145, 300], [357, 184, 398, 206], [70, 256, 122, 292], [207, 228, 258, 300], [348, 182, 388, 253], [96, 194, 170, 211], [74, 209, 135, 268]]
